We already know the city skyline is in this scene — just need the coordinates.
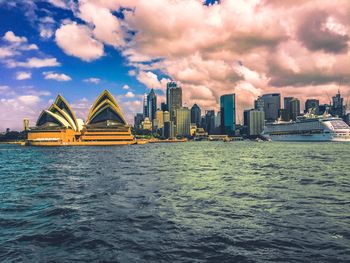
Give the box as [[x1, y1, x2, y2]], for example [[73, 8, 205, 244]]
[[0, 0, 350, 131]]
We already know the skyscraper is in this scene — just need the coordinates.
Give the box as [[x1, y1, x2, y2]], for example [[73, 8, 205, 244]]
[[175, 107, 191, 137], [155, 110, 164, 129], [254, 96, 264, 111], [220, 94, 236, 136], [163, 111, 170, 123], [147, 89, 157, 121], [166, 81, 182, 121], [284, 97, 300, 121], [289, 98, 300, 121], [305, 99, 319, 114], [244, 109, 265, 136], [191, 103, 201, 127], [160, 102, 167, 111], [261, 93, 281, 122], [331, 90, 345, 117], [134, 113, 144, 129], [143, 94, 148, 118], [205, 110, 215, 134]]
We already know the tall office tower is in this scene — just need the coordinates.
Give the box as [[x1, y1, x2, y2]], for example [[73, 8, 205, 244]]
[[205, 110, 216, 134], [163, 111, 170, 123], [305, 99, 319, 114], [284, 97, 300, 121], [147, 89, 157, 121], [23, 118, 29, 131], [289, 98, 300, 121], [191, 103, 201, 127], [166, 81, 182, 121], [175, 107, 191, 137], [163, 121, 175, 139], [134, 113, 144, 129], [261, 93, 281, 122], [244, 109, 265, 136], [155, 110, 164, 129], [160, 102, 167, 111], [215, 111, 221, 129], [254, 96, 264, 111], [331, 90, 345, 117], [279, 109, 289, 121], [143, 93, 148, 118], [220, 94, 236, 136], [284, 97, 294, 119]]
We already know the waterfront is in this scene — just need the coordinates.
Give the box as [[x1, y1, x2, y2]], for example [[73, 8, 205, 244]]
[[0, 142, 349, 263]]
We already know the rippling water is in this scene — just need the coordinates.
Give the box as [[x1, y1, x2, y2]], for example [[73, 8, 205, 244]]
[[0, 142, 349, 262]]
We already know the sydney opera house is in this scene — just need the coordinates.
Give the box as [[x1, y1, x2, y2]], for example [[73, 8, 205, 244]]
[[26, 90, 135, 146]]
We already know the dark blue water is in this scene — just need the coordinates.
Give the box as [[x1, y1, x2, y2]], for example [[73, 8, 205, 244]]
[[0, 142, 349, 263]]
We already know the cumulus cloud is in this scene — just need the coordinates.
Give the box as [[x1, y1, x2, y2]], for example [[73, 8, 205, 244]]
[[47, 0, 69, 9], [83, 77, 100, 84], [125, 91, 135, 98], [43, 71, 71, 81], [122, 84, 130, 90], [49, 0, 350, 115], [137, 71, 171, 91], [0, 47, 17, 58], [3, 31, 27, 43], [16, 71, 32, 80], [0, 86, 51, 131], [7, 57, 60, 68], [55, 22, 104, 61]]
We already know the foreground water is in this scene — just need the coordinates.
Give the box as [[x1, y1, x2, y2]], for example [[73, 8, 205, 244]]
[[0, 142, 349, 263]]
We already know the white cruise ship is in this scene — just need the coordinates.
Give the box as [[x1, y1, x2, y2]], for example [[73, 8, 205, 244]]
[[262, 113, 350, 142]]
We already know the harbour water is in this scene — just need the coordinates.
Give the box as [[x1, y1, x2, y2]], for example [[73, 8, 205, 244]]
[[0, 142, 349, 262]]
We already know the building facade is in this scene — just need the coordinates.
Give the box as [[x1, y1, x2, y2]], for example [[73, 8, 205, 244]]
[[134, 113, 143, 129], [220, 94, 236, 136], [147, 89, 157, 122], [305, 99, 319, 114], [166, 81, 182, 121], [261, 93, 281, 122], [175, 107, 191, 137], [244, 109, 265, 136], [191, 103, 201, 127]]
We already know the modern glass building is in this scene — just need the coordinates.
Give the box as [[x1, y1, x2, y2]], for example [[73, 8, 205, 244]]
[[166, 81, 182, 121], [175, 107, 191, 137], [220, 94, 236, 136], [191, 103, 201, 127], [261, 93, 281, 122], [147, 89, 157, 122]]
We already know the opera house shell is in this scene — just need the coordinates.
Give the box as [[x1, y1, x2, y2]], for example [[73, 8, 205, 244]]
[[26, 90, 135, 146]]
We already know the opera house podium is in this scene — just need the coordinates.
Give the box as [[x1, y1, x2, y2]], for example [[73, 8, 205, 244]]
[[26, 90, 135, 146]]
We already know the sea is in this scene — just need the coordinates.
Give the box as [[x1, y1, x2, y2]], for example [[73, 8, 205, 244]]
[[0, 141, 349, 263]]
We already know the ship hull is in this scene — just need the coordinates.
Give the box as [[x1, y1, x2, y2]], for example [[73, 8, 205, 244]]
[[264, 133, 350, 142]]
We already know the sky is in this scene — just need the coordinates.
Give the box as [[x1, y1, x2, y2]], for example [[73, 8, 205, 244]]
[[0, 0, 349, 130]]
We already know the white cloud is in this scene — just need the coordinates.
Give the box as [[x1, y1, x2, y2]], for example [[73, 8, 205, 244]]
[[19, 44, 39, 51], [0, 85, 10, 93], [18, 95, 40, 105], [3, 31, 27, 43], [47, 0, 68, 9], [43, 71, 72, 81], [125, 91, 135, 98], [0, 47, 17, 58], [122, 84, 130, 90], [83, 77, 100, 84], [40, 28, 54, 38], [136, 71, 171, 91], [16, 71, 32, 80], [7, 57, 60, 68], [55, 23, 104, 61]]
